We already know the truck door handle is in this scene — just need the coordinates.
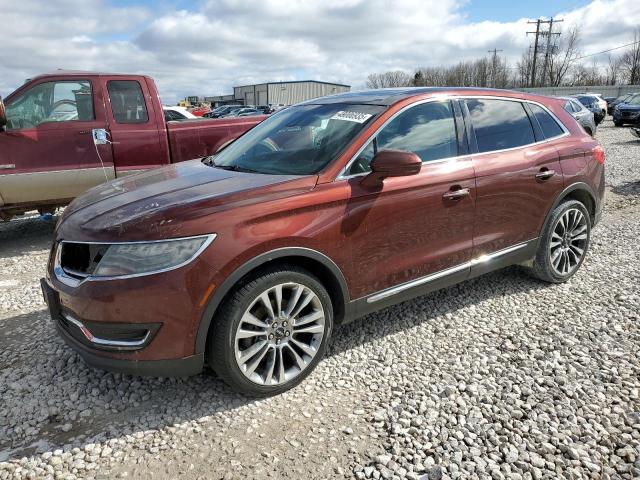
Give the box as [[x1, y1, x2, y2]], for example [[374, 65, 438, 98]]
[[535, 169, 556, 181], [0, 164, 16, 170], [442, 187, 470, 200]]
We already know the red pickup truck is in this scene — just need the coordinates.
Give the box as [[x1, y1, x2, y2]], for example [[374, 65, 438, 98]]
[[0, 71, 263, 221]]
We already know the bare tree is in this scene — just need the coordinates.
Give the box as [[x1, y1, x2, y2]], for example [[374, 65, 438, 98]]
[[620, 30, 640, 85], [366, 71, 413, 89], [605, 54, 622, 85], [547, 26, 581, 87], [515, 49, 534, 88]]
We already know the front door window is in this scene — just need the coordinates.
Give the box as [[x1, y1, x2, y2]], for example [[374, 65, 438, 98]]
[[5, 81, 94, 130]]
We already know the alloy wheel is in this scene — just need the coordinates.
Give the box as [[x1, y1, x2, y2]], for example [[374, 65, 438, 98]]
[[234, 282, 326, 386], [549, 208, 588, 276]]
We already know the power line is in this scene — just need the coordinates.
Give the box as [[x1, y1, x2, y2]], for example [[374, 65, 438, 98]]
[[573, 39, 640, 61]]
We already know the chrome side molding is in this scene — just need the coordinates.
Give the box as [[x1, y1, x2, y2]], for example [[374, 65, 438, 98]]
[[366, 241, 533, 303]]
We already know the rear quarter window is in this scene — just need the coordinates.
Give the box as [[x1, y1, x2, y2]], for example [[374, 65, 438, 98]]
[[528, 104, 565, 139]]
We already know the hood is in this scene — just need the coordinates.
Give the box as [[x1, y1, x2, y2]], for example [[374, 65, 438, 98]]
[[57, 159, 317, 241]]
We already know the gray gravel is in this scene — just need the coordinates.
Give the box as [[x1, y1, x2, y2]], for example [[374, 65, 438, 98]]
[[1, 119, 639, 479]]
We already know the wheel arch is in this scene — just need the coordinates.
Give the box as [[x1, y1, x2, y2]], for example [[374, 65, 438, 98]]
[[543, 182, 597, 234], [195, 247, 350, 356]]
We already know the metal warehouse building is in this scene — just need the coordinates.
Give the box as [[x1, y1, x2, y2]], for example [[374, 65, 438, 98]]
[[208, 80, 350, 107]]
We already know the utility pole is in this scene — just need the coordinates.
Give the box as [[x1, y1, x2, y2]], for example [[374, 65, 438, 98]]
[[541, 17, 563, 87], [527, 18, 563, 88], [487, 48, 504, 87], [527, 19, 541, 87]]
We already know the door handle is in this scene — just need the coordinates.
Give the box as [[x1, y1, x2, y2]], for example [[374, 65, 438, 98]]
[[0, 164, 16, 170], [443, 187, 470, 200], [535, 169, 556, 181]]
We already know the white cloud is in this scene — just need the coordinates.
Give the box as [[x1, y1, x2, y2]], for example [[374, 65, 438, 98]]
[[0, 0, 638, 103]]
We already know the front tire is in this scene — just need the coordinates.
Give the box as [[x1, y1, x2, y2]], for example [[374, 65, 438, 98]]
[[208, 265, 333, 396], [526, 200, 591, 283]]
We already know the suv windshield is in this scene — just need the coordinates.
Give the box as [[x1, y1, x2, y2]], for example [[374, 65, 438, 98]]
[[207, 103, 384, 175], [626, 94, 640, 105]]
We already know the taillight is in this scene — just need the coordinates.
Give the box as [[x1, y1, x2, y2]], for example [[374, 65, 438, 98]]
[[593, 145, 605, 165]]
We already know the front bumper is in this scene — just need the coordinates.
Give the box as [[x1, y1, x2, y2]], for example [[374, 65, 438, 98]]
[[41, 276, 206, 377]]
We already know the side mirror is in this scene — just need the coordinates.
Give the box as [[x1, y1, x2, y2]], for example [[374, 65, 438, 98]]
[[361, 149, 422, 188], [0, 96, 6, 130]]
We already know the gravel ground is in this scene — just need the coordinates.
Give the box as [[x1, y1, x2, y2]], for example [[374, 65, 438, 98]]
[[1, 119, 639, 480]]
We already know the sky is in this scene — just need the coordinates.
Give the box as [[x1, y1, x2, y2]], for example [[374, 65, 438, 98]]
[[1, 0, 639, 103]]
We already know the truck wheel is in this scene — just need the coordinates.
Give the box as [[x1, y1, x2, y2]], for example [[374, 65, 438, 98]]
[[208, 265, 333, 396], [525, 200, 591, 284]]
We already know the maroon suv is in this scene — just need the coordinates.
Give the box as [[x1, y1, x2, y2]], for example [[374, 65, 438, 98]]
[[42, 88, 605, 396]]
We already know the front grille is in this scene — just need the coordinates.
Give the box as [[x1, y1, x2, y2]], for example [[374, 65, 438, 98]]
[[59, 242, 109, 279]]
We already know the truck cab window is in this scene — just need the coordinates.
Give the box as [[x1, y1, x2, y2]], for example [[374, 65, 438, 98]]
[[5, 81, 94, 130], [107, 80, 149, 124]]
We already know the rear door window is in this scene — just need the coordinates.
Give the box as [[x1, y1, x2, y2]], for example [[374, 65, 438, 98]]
[[107, 80, 149, 124], [464, 99, 535, 153], [528, 104, 565, 139]]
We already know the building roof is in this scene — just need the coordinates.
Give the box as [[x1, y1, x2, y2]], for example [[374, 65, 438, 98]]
[[234, 80, 351, 89]]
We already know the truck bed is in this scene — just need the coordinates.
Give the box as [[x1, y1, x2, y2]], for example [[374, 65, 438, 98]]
[[167, 116, 266, 163]]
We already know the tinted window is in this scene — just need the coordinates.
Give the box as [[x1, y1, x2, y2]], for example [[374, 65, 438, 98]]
[[5, 81, 94, 130], [465, 99, 535, 153], [376, 101, 458, 163], [107, 80, 149, 124], [346, 101, 458, 175], [528, 104, 564, 139]]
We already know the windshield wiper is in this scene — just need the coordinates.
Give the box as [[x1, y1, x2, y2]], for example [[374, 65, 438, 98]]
[[203, 157, 261, 174]]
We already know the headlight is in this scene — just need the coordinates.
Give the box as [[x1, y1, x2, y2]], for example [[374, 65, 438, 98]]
[[92, 234, 216, 278]]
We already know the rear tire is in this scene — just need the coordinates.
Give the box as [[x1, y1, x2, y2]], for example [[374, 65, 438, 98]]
[[208, 265, 333, 397], [525, 200, 591, 283]]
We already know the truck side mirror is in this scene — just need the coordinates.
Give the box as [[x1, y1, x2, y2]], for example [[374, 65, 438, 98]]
[[0, 96, 7, 130]]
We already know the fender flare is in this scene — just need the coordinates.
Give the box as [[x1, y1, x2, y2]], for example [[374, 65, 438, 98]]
[[194, 247, 349, 355]]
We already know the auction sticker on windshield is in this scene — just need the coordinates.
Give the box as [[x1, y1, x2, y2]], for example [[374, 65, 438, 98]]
[[330, 111, 373, 123]]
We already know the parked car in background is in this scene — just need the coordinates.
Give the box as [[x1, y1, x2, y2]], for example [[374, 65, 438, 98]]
[[189, 106, 210, 117], [607, 93, 636, 115], [0, 71, 263, 221], [559, 96, 597, 136], [583, 92, 608, 115], [228, 108, 262, 117], [163, 106, 198, 121], [256, 105, 273, 114], [204, 105, 243, 118], [269, 103, 287, 112], [42, 87, 604, 396], [572, 95, 605, 125], [612, 93, 640, 126]]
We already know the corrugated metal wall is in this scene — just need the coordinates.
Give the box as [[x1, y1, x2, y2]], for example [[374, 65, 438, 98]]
[[267, 82, 350, 105], [516, 85, 640, 97]]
